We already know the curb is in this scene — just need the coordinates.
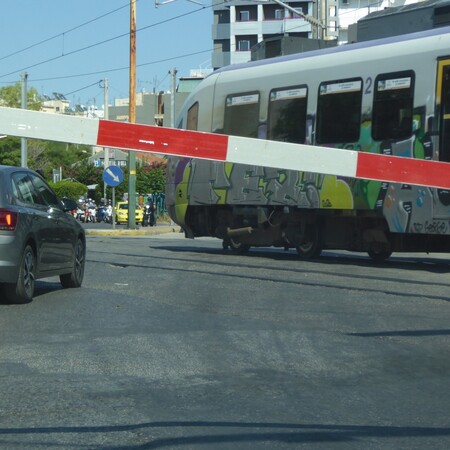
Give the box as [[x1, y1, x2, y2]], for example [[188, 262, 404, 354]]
[[85, 226, 181, 237]]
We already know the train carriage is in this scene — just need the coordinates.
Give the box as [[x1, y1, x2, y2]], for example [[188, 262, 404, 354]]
[[166, 26, 450, 260]]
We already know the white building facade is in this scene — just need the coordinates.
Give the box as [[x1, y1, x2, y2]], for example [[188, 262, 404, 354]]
[[211, 0, 422, 69]]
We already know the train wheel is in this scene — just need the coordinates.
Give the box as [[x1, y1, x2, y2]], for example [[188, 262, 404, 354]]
[[229, 238, 251, 254], [296, 225, 322, 260], [368, 249, 392, 262]]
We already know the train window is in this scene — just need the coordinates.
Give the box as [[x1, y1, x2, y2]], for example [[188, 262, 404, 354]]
[[372, 71, 415, 141], [224, 92, 260, 138], [186, 102, 199, 131], [267, 86, 307, 143], [316, 78, 362, 144]]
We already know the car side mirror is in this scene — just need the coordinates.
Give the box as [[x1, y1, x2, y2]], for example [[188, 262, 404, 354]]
[[61, 197, 77, 212]]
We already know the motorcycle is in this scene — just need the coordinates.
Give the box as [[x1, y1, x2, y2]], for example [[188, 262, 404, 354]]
[[96, 205, 106, 223], [75, 207, 84, 222], [105, 205, 113, 224], [142, 203, 155, 227]]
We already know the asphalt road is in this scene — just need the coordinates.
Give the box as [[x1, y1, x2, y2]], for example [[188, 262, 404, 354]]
[[0, 232, 449, 449]]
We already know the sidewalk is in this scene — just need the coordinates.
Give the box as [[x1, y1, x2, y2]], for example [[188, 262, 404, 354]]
[[84, 224, 181, 237]]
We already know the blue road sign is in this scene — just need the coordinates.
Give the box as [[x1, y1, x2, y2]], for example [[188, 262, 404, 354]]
[[102, 165, 124, 187]]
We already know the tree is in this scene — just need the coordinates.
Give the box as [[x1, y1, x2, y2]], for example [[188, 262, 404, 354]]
[[28, 142, 92, 179], [0, 82, 41, 110], [0, 82, 43, 167], [0, 136, 21, 166], [137, 164, 166, 194], [63, 159, 103, 202]]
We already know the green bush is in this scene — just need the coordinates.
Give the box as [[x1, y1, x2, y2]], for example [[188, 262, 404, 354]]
[[49, 180, 87, 202]]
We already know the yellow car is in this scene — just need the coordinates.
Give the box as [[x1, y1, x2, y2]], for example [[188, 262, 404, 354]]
[[114, 202, 144, 224]]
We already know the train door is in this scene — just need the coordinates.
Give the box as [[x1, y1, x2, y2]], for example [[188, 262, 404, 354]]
[[437, 59, 450, 162], [436, 59, 450, 207]]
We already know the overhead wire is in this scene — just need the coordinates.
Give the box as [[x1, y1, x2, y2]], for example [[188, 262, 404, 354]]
[[30, 48, 212, 83], [0, 1, 131, 64], [0, 1, 214, 82], [0, 0, 372, 86]]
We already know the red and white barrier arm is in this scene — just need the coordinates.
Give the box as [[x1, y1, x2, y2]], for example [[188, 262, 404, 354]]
[[0, 106, 449, 189]]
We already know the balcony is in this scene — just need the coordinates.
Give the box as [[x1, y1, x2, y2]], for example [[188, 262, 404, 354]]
[[212, 51, 231, 69], [212, 23, 230, 40]]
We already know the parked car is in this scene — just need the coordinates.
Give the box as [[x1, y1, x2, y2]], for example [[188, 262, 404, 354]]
[[114, 202, 144, 224], [0, 165, 86, 304]]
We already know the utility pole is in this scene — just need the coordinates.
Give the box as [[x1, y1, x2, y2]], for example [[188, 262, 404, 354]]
[[128, 0, 137, 229], [103, 78, 109, 202], [21, 72, 28, 167], [169, 67, 177, 128]]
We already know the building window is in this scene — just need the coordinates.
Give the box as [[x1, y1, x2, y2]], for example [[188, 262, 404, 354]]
[[224, 92, 260, 138], [372, 71, 414, 141], [292, 7, 303, 18], [267, 86, 308, 143], [237, 40, 251, 51], [239, 10, 250, 21], [316, 78, 363, 144], [275, 9, 284, 19]]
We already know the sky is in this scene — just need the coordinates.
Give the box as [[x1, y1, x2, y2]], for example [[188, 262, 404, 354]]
[[0, 0, 212, 108]]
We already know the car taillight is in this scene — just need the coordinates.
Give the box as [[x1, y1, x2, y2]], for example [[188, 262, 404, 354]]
[[0, 209, 18, 231]]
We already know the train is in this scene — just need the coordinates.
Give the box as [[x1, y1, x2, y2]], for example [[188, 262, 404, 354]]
[[165, 26, 450, 260]]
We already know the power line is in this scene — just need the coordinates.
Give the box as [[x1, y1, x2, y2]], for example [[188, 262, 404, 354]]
[[64, 80, 104, 97], [0, 2, 130, 63], [0, 3, 211, 80], [27, 48, 211, 85]]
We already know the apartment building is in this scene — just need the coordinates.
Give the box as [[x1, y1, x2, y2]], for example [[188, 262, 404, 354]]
[[211, 0, 425, 69], [212, 0, 336, 69]]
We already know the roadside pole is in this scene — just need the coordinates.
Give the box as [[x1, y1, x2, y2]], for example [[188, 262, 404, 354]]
[[21, 72, 28, 168], [127, 0, 137, 229], [103, 78, 109, 203], [112, 187, 116, 230]]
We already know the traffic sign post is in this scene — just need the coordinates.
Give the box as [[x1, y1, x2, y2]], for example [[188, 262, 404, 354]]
[[102, 166, 124, 230]]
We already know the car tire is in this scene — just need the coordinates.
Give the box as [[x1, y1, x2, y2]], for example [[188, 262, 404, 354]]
[[60, 238, 85, 289], [3, 244, 35, 304]]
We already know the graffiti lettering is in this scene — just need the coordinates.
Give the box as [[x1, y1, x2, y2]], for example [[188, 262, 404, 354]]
[[412, 222, 423, 233], [413, 221, 448, 234]]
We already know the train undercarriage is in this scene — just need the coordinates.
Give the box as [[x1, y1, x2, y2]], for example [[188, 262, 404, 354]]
[[181, 205, 450, 261]]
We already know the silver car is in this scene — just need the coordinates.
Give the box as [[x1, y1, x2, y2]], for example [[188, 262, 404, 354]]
[[0, 165, 86, 304]]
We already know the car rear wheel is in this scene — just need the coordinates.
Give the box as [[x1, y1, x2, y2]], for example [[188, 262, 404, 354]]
[[60, 238, 85, 289], [3, 244, 35, 304]]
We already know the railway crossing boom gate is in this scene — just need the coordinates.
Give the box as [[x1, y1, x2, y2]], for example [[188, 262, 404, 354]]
[[0, 106, 449, 190]]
